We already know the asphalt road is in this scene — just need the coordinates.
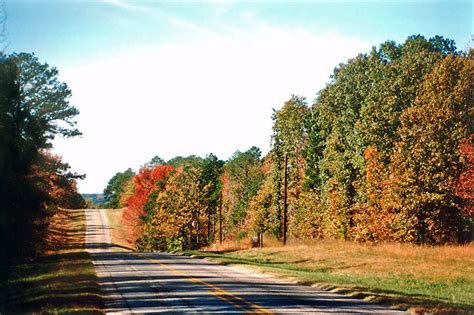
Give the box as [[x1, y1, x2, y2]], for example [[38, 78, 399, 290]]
[[85, 209, 406, 314]]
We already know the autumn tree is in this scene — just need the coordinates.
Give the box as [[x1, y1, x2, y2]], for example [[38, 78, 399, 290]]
[[0, 53, 81, 262], [31, 151, 86, 210], [138, 164, 206, 251], [104, 35, 472, 247], [245, 155, 280, 242], [384, 55, 472, 244], [304, 35, 460, 241], [456, 136, 474, 218], [122, 164, 173, 244], [221, 147, 264, 239]]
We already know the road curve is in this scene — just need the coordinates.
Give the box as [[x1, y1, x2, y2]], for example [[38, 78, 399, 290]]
[[85, 208, 406, 314]]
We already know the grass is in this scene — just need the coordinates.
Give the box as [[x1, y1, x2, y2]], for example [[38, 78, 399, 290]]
[[186, 239, 474, 313], [104, 208, 135, 252], [0, 208, 103, 314]]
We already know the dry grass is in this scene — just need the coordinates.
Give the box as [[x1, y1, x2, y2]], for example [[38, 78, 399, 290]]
[[0, 208, 103, 313], [104, 208, 135, 251], [207, 238, 474, 282], [190, 238, 474, 312], [45, 207, 87, 253], [246, 240, 473, 281]]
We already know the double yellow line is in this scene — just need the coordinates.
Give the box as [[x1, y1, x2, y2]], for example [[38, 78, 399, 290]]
[[144, 256, 273, 314]]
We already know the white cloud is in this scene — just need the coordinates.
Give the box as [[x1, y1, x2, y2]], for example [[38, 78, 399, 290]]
[[101, 0, 147, 12], [54, 22, 370, 193]]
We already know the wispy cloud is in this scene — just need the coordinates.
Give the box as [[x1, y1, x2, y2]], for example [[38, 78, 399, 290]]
[[156, 10, 220, 38], [102, 0, 220, 38], [101, 0, 149, 12]]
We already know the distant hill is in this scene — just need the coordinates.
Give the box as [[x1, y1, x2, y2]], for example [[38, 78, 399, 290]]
[[81, 193, 106, 207]]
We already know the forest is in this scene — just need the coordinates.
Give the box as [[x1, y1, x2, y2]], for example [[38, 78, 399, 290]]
[[0, 52, 85, 264], [104, 35, 473, 251]]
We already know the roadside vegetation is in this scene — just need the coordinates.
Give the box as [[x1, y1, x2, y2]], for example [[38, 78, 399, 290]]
[[0, 49, 95, 311], [102, 35, 472, 312], [187, 241, 474, 312], [105, 35, 472, 253], [0, 208, 103, 313], [1, 53, 86, 263], [105, 208, 135, 251]]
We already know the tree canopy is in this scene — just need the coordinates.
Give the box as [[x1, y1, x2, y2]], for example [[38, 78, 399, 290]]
[[0, 53, 83, 263], [105, 35, 472, 248]]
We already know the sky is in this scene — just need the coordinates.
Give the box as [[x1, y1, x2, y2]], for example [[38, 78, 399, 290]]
[[5, 0, 472, 193]]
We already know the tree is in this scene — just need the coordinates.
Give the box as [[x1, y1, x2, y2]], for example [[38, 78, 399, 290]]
[[103, 168, 135, 208], [221, 147, 264, 238], [139, 165, 206, 251], [245, 156, 280, 241], [455, 136, 474, 218], [122, 164, 173, 244], [271, 95, 310, 238], [145, 155, 165, 168], [12, 53, 81, 145], [309, 52, 381, 238], [0, 52, 81, 262], [303, 35, 460, 241], [199, 153, 224, 243], [30, 151, 86, 210], [384, 55, 472, 244], [167, 155, 203, 168]]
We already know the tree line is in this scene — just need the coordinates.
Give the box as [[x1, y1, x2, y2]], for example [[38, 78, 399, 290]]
[[0, 52, 85, 264], [105, 35, 472, 251]]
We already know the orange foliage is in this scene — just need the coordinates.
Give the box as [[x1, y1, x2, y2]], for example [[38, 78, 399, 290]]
[[30, 151, 84, 209], [121, 164, 173, 243], [351, 146, 394, 242], [456, 136, 474, 217]]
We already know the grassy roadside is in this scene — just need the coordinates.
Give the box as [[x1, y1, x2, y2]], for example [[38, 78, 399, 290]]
[[104, 208, 135, 252], [186, 241, 474, 313], [0, 208, 103, 313]]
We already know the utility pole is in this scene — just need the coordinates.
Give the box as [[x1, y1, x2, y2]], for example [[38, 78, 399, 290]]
[[207, 205, 211, 245], [283, 153, 288, 246], [219, 191, 223, 244]]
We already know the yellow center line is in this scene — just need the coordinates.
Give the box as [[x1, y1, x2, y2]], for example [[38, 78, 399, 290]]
[[139, 255, 273, 314], [209, 290, 255, 314]]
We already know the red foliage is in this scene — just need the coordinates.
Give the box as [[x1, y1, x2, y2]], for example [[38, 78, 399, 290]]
[[122, 164, 173, 243]]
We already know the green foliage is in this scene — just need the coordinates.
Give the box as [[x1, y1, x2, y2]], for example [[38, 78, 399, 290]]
[[12, 53, 81, 144], [145, 155, 165, 168], [301, 35, 468, 243], [271, 96, 310, 235], [0, 53, 81, 262], [136, 155, 223, 251], [384, 55, 472, 243], [110, 35, 472, 248], [246, 158, 274, 235], [103, 168, 134, 208], [138, 165, 205, 251], [81, 194, 106, 208], [167, 155, 203, 168], [222, 147, 264, 234], [200, 153, 224, 243]]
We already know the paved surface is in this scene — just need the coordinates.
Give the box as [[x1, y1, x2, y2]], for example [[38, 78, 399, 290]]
[[85, 209, 406, 314]]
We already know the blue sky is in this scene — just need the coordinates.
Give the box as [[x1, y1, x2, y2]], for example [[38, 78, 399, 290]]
[[5, 0, 472, 193]]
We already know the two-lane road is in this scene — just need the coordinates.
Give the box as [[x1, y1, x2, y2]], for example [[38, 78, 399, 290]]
[[86, 209, 405, 314]]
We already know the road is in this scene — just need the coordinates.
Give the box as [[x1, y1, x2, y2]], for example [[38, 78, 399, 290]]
[[85, 209, 406, 314]]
